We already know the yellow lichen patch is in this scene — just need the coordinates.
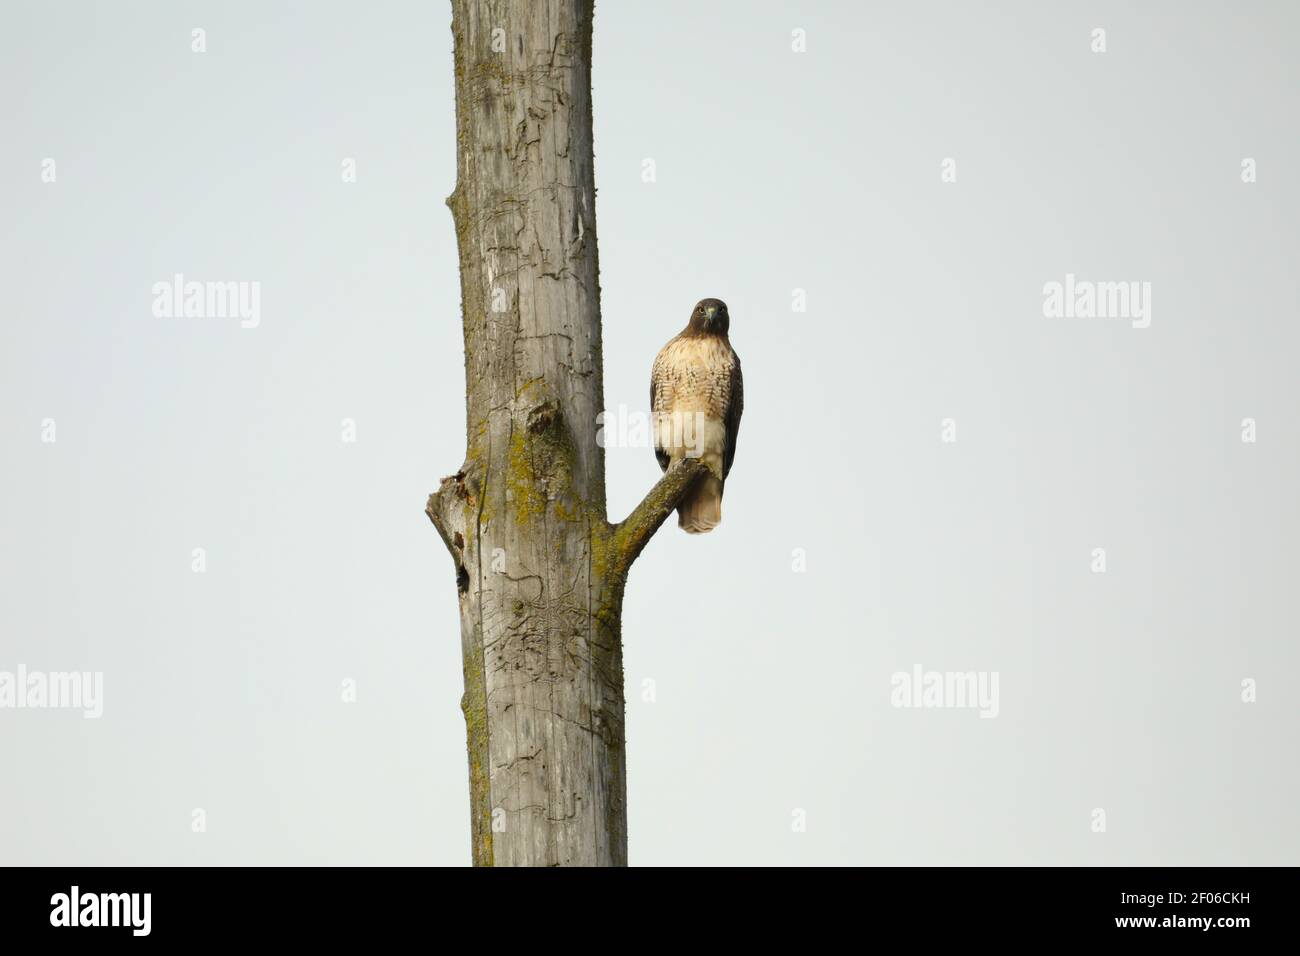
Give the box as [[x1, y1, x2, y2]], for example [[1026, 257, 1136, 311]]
[[516, 376, 546, 400], [460, 652, 492, 867], [506, 430, 546, 524]]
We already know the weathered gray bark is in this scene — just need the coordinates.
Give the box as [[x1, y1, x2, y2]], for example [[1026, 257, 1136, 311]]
[[427, 0, 706, 866]]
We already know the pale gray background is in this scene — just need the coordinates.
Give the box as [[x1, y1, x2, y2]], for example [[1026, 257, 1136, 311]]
[[2, 0, 1296, 865]]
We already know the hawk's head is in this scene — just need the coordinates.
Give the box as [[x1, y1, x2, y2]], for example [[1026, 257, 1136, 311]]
[[687, 297, 730, 336]]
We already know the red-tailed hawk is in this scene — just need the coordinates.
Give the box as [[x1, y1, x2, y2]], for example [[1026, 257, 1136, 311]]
[[651, 298, 743, 533]]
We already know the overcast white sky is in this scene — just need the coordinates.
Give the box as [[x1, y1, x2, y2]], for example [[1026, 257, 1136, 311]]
[[2, 1, 1297, 865]]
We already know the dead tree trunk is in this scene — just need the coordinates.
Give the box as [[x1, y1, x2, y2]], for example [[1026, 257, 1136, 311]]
[[427, 0, 706, 867]]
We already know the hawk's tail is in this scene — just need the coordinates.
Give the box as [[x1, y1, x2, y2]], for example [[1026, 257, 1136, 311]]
[[678, 474, 724, 534]]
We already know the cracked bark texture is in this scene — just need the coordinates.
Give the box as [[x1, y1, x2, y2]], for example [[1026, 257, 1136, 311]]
[[427, 0, 707, 866]]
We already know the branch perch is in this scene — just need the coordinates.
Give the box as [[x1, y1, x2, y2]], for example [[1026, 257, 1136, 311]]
[[608, 458, 709, 575]]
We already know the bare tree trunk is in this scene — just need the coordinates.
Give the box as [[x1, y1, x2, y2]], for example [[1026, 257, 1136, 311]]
[[427, 0, 705, 867]]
